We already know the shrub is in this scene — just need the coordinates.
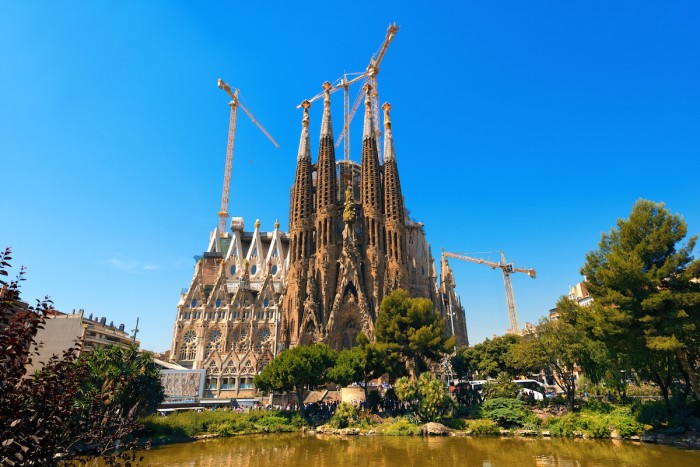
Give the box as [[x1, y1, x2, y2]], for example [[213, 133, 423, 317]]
[[583, 417, 610, 439], [376, 418, 421, 436], [481, 398, 528, 427], [545, 413, 582, 438], [582, 399, 614, 414], [468, 419, 500, 436], [444, 418, 467, 430], [329, 403, 359, 429], [635, 401, 668, 427]]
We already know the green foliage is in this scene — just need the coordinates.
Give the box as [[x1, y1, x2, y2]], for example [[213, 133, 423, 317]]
[[395, 373, 454, 422], [366, 389, 382, 411], [635, 400, 669, 427], [512, 317, 603, 410], [467, 419, 500, 436], [376, 289, 453, 378], [580, 200, 700, 403], [140, 410, 305, 439], [443, 418, 467, 430], [482, 372, 520, 400], [452, 334, 527, 380], [481, 398, 529, 427], [328, 333, 394, 402], [581, 399, 615, 414], [544, 406, 644, 439], [254, 343, 336, 416], [329, 402, 359, 429], [75, 344, 164, 419], [376, 417, 421, 436]]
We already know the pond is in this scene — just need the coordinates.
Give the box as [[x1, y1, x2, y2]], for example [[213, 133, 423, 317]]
[[134, 434, 700, 466]]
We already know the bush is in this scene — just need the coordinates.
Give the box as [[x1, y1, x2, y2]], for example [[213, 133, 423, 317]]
[[635, 400, 668, 427], [481, 398, 528, 427], [329, 403, 359, 429], [545, 413, 582, 438], [376, 418, 421, 436], [444, 418, 467, 430], [139, 410, 306, 439], [468, 419, 500, 436], [582, 399, 615, 414]]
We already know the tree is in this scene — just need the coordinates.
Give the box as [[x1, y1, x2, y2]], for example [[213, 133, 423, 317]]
[[254, 343, 336, 417], [0, 248, 148, 465], [75, 345, 164, 419], [451, 334, 527, 380], [375, 289, 454, 380], [511, 317, 604, 411], [581, 200, 700, 404], [328, 333, 394, 402], [394, 372, 454, 422]]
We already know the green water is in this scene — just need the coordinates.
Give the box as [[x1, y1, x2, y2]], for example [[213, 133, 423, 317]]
[[136, 434, 700, 466]]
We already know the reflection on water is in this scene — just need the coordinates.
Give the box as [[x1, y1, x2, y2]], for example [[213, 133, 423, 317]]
[[135, 434, 700, 467]]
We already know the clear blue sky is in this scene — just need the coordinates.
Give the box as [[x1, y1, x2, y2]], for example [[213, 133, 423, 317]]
[[2, 1, 699, 352]]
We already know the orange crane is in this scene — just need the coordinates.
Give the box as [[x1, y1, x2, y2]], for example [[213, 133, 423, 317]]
[[216, 79, 279, 234], [296, 23, 399, 161], [442, 250, 536, 334]]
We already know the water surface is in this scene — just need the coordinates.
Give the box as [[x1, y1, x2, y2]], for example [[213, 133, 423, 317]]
[[136, 434, 700, 467]]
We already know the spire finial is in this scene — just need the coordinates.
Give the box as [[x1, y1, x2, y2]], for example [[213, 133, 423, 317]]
[[301, 99, 311, 128], [297, 100, 311, 160], [382, 101, 395, 161], [321, 82, 333, 137], [382, 102, 392, 129], [362, 83, 374, 140], [254, 219, 261, 229], [274, 219, 280, 229]]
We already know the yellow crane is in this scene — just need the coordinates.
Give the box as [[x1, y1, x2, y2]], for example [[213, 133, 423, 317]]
[[296, 23, 399, 161], [216, 79, 279, 235], [442, 250, 536, 334]]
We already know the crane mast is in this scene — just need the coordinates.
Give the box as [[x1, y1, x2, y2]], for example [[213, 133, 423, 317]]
[[443, 250, 536, 334], [216, 79, 279, 235]]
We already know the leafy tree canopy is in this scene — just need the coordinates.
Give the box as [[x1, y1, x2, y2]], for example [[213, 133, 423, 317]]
[[254, 343, 336, 416], [328, 333, 394, 401], [580, 200, 700, 402], [375, 289, 454, 379], [452, 334, 528, 380], [75, 345, 164, 419]]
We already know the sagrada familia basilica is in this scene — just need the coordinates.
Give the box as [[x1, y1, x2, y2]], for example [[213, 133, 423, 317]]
[[169, 83, 468, 397]]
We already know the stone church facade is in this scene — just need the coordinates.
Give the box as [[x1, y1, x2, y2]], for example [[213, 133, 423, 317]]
[[170, 84, 467, 398]]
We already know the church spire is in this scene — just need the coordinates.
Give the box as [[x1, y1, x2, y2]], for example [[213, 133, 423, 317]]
[[362, 83, 375, 140], [320, 81, 333, 138], [315, 81, 338, 248], [289, 100, 314, 260], [297, 100, 311, 161], [382, 102, 395, 162]]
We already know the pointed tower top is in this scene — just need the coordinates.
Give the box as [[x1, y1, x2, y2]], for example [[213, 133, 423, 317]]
[[297, 100, 311, 161], [254, 219, 261, 229], [382, 102, 395, 162], [321, 81, 333, 137], [274, 219, 280, 230], [362, 83, 374, 140]]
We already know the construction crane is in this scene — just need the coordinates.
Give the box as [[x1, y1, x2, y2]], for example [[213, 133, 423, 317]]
[[296, 23, 399, 161], [216, 79, 279, 234], [443, 250, 536, 334]]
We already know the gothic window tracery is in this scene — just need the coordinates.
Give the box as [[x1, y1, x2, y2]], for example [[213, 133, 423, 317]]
[[231, 328, 249, 353], [180, 330, 197, 360]]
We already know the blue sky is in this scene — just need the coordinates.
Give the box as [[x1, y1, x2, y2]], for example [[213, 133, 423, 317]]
[[2, 1, 699, 351]]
